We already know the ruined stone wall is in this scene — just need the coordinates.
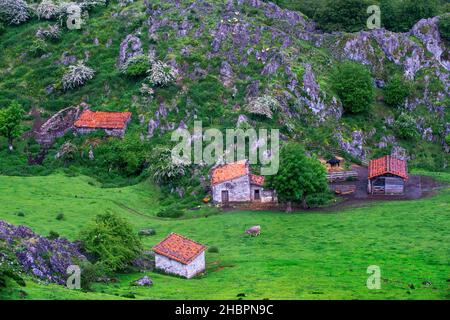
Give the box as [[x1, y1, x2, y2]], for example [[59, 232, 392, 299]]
[[34, 106, 83, 145], [212, 175, 251, 203], [250, 184, 277, 203]]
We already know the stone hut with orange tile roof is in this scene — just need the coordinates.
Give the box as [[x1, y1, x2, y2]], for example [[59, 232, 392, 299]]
[[368, 156, 408, 195], [153, 233, 207, 279], [210, 160, 276, 204], [74, 110, 132, 138]]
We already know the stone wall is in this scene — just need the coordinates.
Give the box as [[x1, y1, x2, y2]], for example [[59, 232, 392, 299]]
[[250, 184, 276, 203], [212, 175, 251, 203], [34, 106, 83, 145], [155, 252, 205, 279], [185, 252, 206, 279], [75, 127, 126, 138]]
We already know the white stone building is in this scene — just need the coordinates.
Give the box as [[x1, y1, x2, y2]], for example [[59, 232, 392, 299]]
[[153, 233, 207, 279], [210, 160, 276, 204]]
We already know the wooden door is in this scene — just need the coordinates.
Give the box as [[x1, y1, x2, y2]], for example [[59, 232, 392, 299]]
[[221, 190, 229, 204]]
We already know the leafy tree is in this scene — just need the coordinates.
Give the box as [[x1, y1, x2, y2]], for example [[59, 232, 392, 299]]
[[384, 75, 411, 108], [314, 0, 368, 33], [331, 61, 374, 114], [79, 213, 142, 273], [265, 143, 328, 212], [96, 134, 148, 176], [439, 14, 450, 42], [380, 0, 440, 32], [0, 101, 25, 152]]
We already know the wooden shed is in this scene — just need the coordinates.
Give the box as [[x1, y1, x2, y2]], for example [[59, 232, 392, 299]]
[[368, 156, 408, 195]]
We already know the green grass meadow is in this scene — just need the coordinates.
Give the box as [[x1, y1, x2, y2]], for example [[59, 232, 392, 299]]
[[0, 172, 449, 300]]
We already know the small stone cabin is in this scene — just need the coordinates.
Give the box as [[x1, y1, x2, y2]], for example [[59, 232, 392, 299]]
[[153, 233, 206, 279], [210, 160, 276, 204], [368, 156, 408, 195], [74, 110, 132, 138]]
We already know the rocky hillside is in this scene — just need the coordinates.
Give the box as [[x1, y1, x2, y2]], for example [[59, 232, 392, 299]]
[[0, 0, 449, 183]]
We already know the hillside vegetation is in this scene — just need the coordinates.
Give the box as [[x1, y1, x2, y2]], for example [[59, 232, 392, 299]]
[[0, 0, 448, 201]]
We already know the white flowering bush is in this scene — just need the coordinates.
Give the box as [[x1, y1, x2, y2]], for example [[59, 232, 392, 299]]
[[0, 0, 30, 25], [36, 24, 60, 40], [246, 95, 279, 119], [81, 0, 107, 9], [140, 83, 154, 96], [36, 0, 59, 20], [146, 60, 178, 87], [62, 62, 95, 91]]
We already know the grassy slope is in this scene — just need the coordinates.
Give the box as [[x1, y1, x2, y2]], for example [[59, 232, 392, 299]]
[[0, 173, 449, 300]]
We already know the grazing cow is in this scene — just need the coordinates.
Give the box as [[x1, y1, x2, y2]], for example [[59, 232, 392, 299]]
[[245, 225, 261, 237]]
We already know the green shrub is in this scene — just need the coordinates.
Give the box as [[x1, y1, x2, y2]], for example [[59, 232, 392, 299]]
[[305, 192, 334, 208], [0, 244, 25, 290], [445, 134, 450, 145], [120, 55, 151, 78], [331, 61, 375, 114], [394, 112, 419, 140], [29, 39, 48, 57], [384, 75, 411, 108], [17, 212, 25, 217], [79, 261, 106, 291], [208, 246, 219, 253], [48, 230, 60, 240], [56, 213, 64, 221], [79, 213, 143, 273], [156, 205, 184, 218]]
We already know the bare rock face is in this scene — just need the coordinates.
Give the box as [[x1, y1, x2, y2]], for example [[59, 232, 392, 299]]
[[147, 118, 159, 138], [411, 17, 449, 70], [118, 34, 143, 67], [300, 64, 342, 121], [245, 80, 260, 100], [34, 105, 85, 145], [336, 130, 366, 160], [236, 114, 249, 127], [391, 146, 410, 161], [219, 61, 234, 87]]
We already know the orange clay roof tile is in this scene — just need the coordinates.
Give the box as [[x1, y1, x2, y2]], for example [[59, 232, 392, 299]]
[[250, 174, 265, 186], [74, 110, 132, 129], [368, 156, 408, 180], [211, 160, 249, 185], [153, 233, 206, 265]]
